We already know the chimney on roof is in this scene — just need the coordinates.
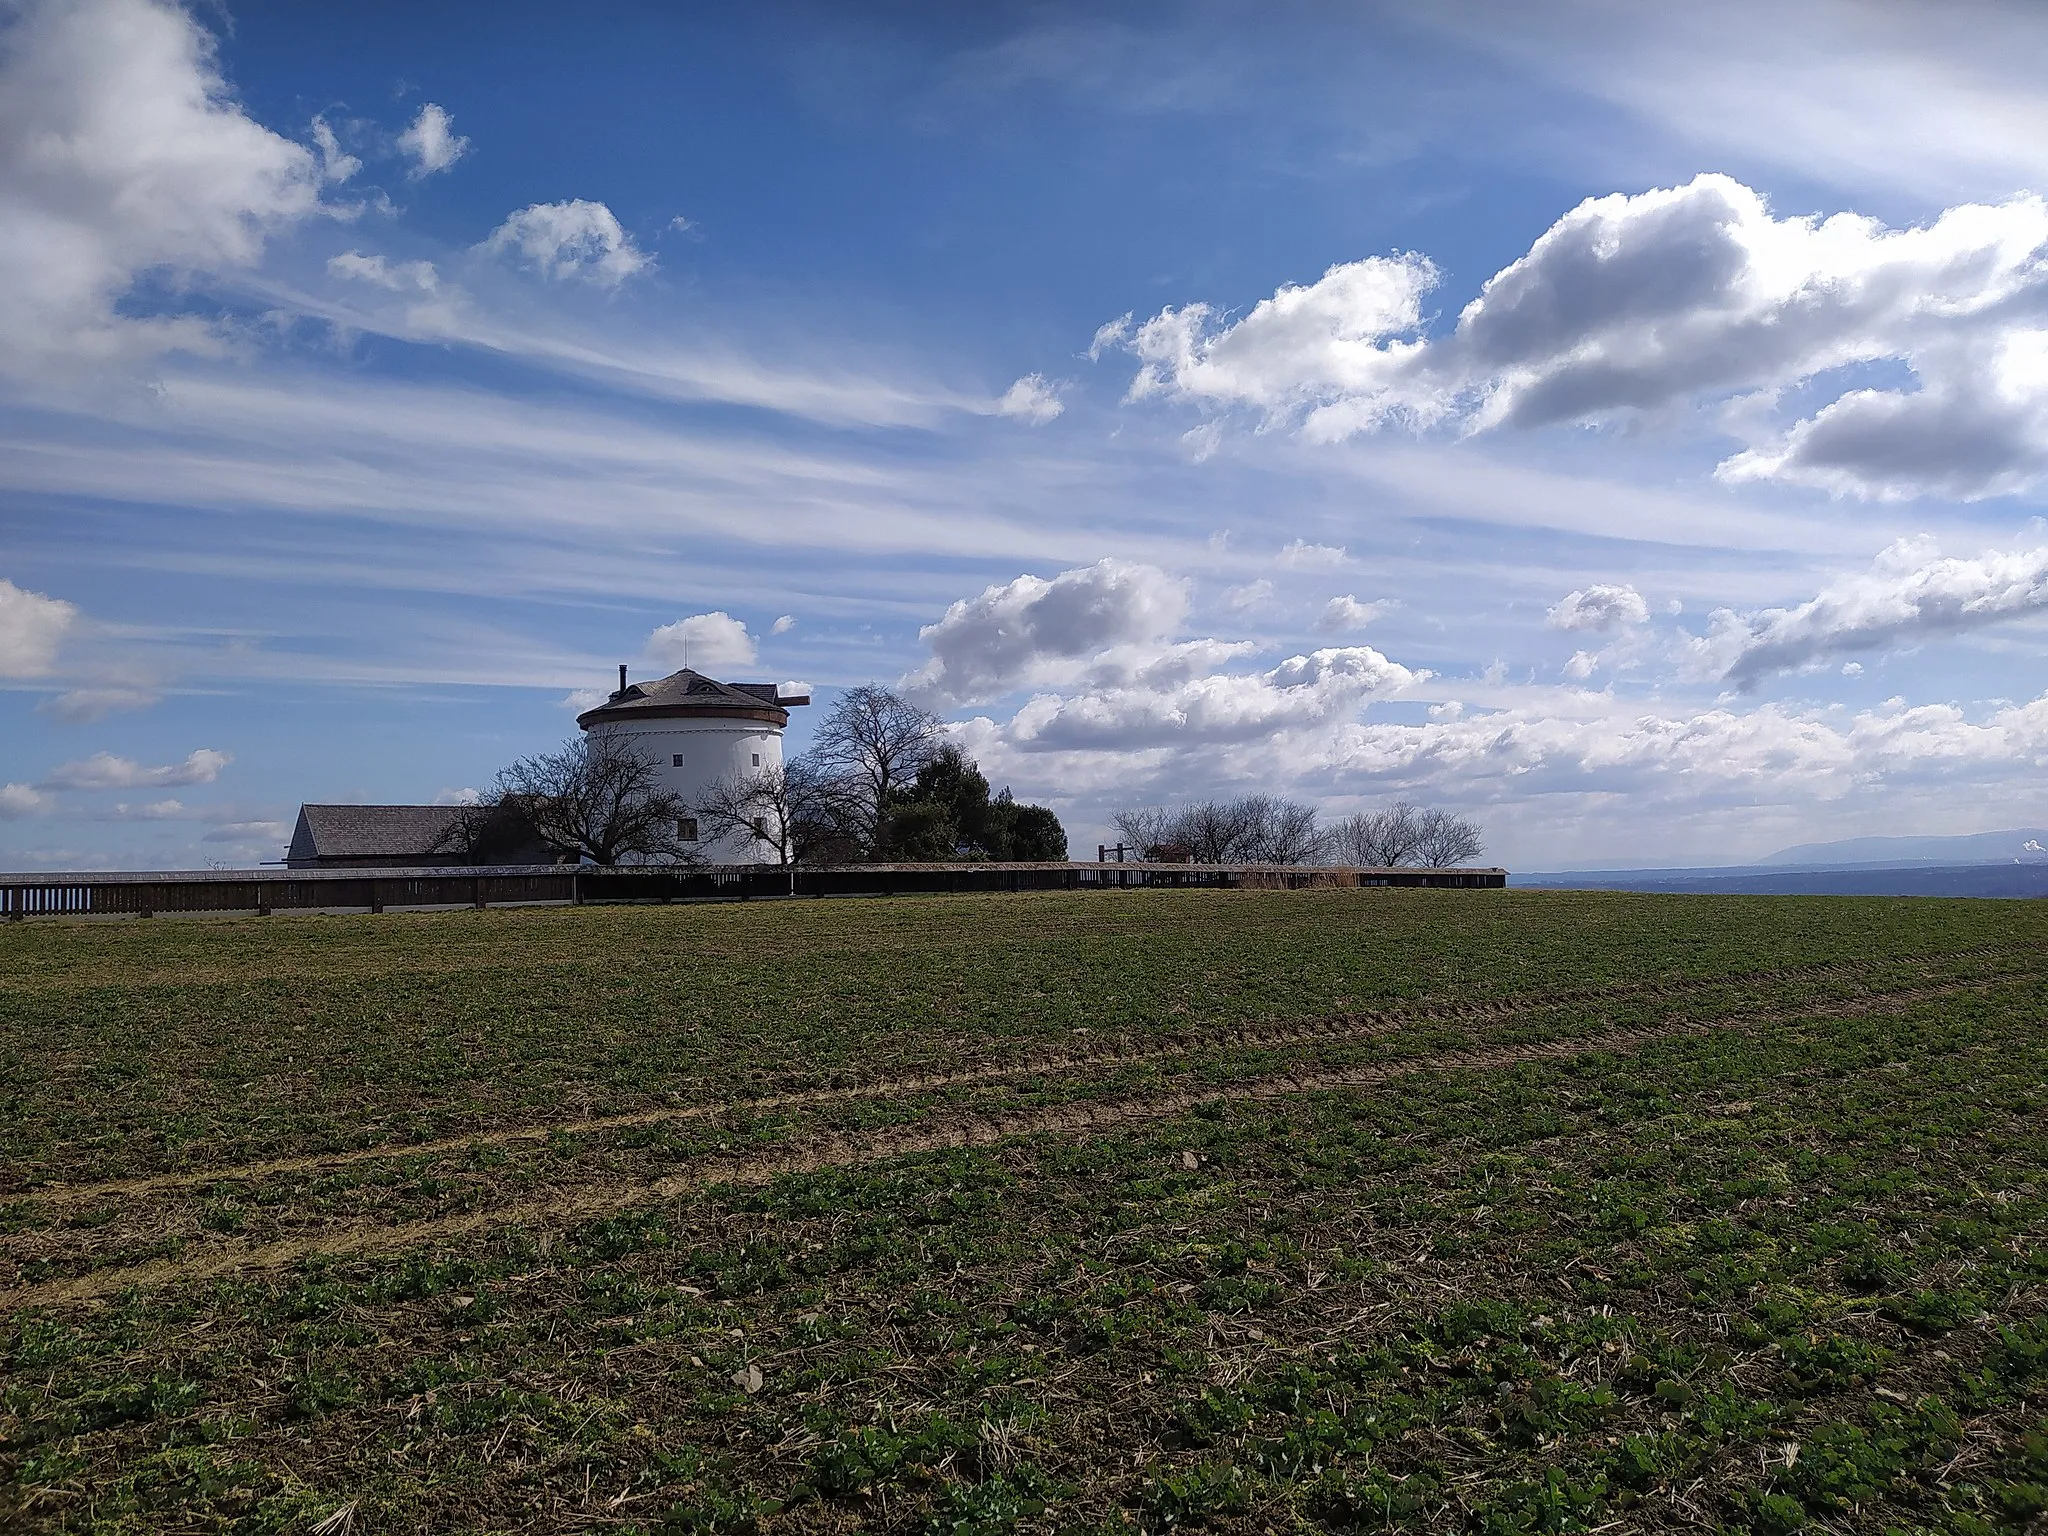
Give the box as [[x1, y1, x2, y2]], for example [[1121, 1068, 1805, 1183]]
[[617, 663, 627, 696]]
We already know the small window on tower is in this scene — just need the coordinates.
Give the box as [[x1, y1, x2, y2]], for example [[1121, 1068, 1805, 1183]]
[[751, 752, 761, 766], [671, 753, 685, 767], [676, 818, 699, 842], [751, 817, 768, 838]]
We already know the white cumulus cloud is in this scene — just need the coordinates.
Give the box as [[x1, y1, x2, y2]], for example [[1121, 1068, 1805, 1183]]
[[905, 559, 1190, 707], [1275, 539, 1348, 569], [0, 578, 76, 676], [480, 200, 651, 288], [0, 783, 51, 818], [645, 611, 758, 673], [1099, 253, 1442, 441], [1693, 539, 2048, 689], [41, 747, 229, 790], [0, 0, 323, 376], [1100, 172, 2048, 500], [1547, 584, 1650, 632], [995, 372, 1065, 423], [396, 102, 468, 178], [963, 676, 2048, 830], [1223, 578, 1274, 611], [1317, 595, 1391, 632], [1307, 692, 2048, 807], [977, 644, 1423, 752]]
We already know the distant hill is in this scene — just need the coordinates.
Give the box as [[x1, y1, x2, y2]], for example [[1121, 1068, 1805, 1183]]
[[1513, 863, 2048, 898], [1762, 828, 2048, 867], [1515, 827, 2048, 896]]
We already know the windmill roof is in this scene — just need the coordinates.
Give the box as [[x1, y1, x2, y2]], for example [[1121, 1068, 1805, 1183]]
[[575, 669, 808, 729]]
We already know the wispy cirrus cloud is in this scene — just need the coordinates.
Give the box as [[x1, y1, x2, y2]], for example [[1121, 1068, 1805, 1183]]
[[327, 250, 438, 292], [1416, 0, 2048, 206], [36, 684, 159, 723]]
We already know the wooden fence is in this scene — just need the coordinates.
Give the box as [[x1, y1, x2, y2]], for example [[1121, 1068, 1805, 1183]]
[[0, 861, 1506, 919]]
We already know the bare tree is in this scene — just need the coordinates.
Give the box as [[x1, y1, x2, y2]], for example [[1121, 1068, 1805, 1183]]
[[1331, 802, 1485, 867], [493, 735, 696, 866], [1173, 800, 1250, 863], [695, 758, 862, 890], [1412, 807, 1486, 867], [1110, 795, 1326, 864], [1111, 802, 1239, 862], [809, 685, 944, 854], [1109, 806, 1172, 858], [1331, 802, 1424, 867], [1236, 795, 1329, 864]]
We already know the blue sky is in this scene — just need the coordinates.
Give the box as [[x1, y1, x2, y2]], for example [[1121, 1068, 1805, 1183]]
[[9, 0, 2048, 870]]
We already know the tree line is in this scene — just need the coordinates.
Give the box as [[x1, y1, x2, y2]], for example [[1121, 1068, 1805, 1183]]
[[442, 684, 1068, 871], [1110, 796, 1484, 868]]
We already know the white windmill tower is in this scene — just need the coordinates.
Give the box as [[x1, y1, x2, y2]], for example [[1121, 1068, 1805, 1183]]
[[576, 665, 810, 862]]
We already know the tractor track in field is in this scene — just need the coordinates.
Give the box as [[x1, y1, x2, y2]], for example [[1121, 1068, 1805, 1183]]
[[1, 968, 2018, 1311], [11, 947, 2026, 1209]]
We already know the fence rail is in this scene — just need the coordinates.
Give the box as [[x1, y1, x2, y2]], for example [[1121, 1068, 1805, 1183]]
[[0, 861, 1506, 919]]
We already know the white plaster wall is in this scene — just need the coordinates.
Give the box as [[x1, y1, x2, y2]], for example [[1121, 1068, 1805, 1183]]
[[585, 714, 784, 863]]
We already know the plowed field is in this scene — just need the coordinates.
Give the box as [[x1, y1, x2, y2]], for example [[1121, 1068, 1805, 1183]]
[[2, 889, 2044, 1533]]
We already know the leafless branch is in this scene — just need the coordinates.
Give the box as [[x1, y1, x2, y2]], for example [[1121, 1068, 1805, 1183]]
[[808, 685, 943, 853], [492, 736, 697, 866]]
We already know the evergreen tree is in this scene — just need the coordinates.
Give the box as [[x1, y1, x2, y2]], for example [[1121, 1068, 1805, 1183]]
[[881, 744, 1066, 860]]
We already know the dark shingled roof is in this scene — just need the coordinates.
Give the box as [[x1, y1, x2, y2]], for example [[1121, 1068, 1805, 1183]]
[[575, 668, 810, 730], [286, 804, 468, 866]]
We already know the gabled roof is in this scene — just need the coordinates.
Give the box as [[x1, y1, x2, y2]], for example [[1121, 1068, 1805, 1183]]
[[575, 669, 809, 730], [287, 804, 467, 863]]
